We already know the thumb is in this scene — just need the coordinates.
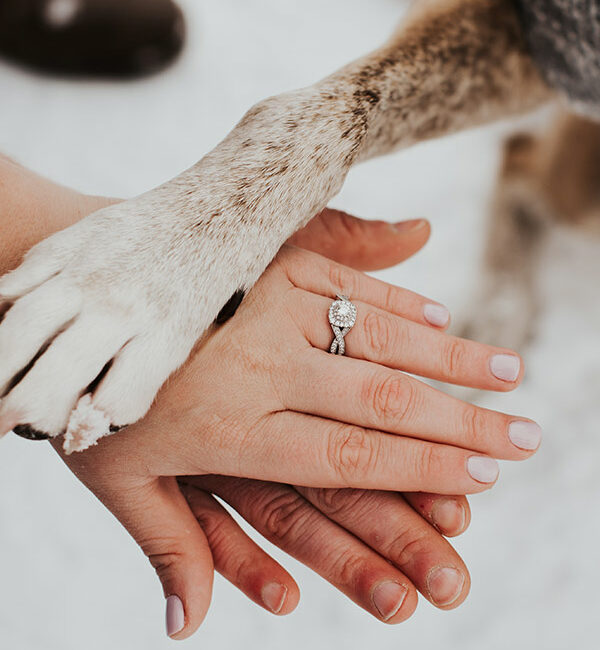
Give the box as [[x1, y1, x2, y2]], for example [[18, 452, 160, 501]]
[[112, 477, 214, 640], [287, 208, 431, 271]]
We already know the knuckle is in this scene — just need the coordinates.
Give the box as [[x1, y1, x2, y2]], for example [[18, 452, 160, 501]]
[[232, 554, 259, 588], [387, 529, 431, 568], [412, 443, 444, 485], [145, 546, 186, 582], [461, 405, 489, 448], [323, 209, 359, 241], [442, 338, 468, 377], [383, 284, 403, 315], [327, 425, 377, 483], [261, 491, 311, 543], [362, 311, 394, 358], [328, 263, 358, 297], [335, 548, 368, 586], [306, 487, 370, 518], [363, 372, 415, 424]]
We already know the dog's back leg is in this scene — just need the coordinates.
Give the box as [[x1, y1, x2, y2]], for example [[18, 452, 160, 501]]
[[460, 112, 600, 351]]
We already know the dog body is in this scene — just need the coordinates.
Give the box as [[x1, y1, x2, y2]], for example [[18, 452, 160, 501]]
[[0, 0, 558, 450]]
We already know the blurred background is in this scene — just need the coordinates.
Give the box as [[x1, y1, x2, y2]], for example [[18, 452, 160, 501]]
[[1, 0, 599, 648]]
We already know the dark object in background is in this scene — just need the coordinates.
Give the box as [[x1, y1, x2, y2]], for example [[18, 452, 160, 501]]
[[0, 0, 186, 78]]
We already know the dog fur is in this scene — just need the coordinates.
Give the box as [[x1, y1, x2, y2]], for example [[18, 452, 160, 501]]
[[0, 0, 555, 451]]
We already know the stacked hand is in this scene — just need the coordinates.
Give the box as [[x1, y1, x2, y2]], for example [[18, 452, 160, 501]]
[[48, 209, 540, 639]]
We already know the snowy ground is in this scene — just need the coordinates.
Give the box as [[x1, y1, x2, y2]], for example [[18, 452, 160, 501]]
[[1, 1, 600, 649]]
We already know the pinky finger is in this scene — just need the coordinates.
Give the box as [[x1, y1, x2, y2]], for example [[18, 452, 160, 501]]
[[180, 482, 300, 615], [402, 493, 471, 538]]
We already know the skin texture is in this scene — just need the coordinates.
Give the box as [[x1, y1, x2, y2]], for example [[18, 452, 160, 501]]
[[0, 159, 538, 639], [0, 0, 554, 447]]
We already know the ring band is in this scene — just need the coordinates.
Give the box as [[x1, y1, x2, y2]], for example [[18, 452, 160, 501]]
[[328, 294, 357, 355]]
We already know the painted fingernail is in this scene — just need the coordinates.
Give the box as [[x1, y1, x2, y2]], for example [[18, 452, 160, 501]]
[[261, 582, 288, 614], [508, 420, 542, 451], [393, 218, 427, 232], [467, 456, 499, 483], [490, 354, 520, 382], [427, 567, 465, 607], [431, 499, 466, 535], [166, 595, 185, 638], [372, 581, 408, 621], [423, 303, 450, 327]]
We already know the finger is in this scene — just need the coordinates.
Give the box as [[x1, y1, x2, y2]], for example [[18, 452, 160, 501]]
[[297, 486, 470, 610], [86, 476, 214, 640], [287, 210, 431, 271], [191, 476, 419, 623], [296, 291, 525, 391], [283, 350, 541, 459], [201, 411, 501, 494], [402, 493, 471, 538], [279, 247, 450, 330], [180, 482, 299, 615]]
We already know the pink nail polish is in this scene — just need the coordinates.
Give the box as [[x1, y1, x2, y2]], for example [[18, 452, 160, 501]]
[[467, 456, 499, 483], [371, 581, 408, 621], [261, 582, 288, 614], [423, 303, 450, 327], [508, 421, 542, 450], [490, 354, 520, 382], [166, 595, 185, 638], [427, 567, 465, 607]]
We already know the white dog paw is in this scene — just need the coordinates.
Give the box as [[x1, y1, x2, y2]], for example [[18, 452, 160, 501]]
[[0, 89, 358, 450], [0, 197, 235, 450]]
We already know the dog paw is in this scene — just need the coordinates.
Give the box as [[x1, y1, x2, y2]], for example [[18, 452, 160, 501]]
[[0, 89, 355, 451], [0, 199, 209, 451]]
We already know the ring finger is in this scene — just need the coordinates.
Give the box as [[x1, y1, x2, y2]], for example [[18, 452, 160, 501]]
[[294, 291, 524, 391]]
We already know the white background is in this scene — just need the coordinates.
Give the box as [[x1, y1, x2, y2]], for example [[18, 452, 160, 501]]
[[1, 1, 600, 648]]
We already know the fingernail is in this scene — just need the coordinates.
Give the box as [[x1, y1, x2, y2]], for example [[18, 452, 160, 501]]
[[490, 354, 520, 382], [508, 420, 542, 451], [431, 499, 466, 534], [372, 581, 408, 621], [427, 567, 465, 607], [393, 218, 427, 232], [261, 582, 288, 614], [467, 456, 499, 483], [166, 595, 185, 638], [423, 303, 450, 327]]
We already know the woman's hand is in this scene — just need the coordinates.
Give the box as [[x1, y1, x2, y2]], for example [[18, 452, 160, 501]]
[[58, 242, 540, 637]]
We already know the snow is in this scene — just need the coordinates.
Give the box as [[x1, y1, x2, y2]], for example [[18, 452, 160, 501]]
[[1, 1, 599, 648]]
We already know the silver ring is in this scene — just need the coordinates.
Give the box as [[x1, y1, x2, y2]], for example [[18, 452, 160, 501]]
[[328, 294, 357, 355]]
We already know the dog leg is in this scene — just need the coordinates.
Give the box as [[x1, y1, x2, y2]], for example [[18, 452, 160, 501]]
[[460, 132, 552, 350], [461, 112, 600, 351], [0, 0, 554, 450]]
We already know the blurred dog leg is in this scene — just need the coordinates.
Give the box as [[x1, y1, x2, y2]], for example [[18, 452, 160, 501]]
[[460, 112, 600, 352]]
